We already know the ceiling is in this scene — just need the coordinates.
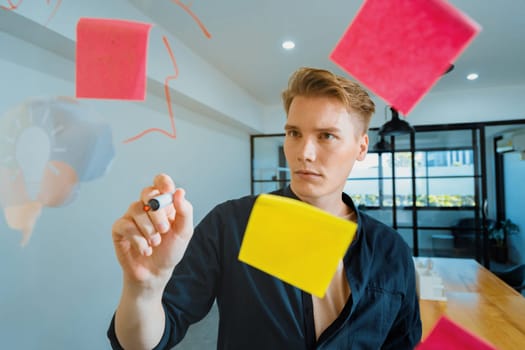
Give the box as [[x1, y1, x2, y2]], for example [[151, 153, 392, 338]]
[[132, 1, 525, 107]]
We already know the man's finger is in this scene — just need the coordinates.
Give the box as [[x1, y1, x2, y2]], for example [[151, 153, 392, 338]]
[[112, 215, 152, 255], [171, 188, 193, 240], [153, 173, 175, 194]]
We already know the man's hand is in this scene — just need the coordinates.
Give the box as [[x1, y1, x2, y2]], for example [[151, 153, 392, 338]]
[[112, 173, 194, 292], [112, 174, 194, 349]]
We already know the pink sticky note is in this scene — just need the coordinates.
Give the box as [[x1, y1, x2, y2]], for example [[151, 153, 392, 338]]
[[417, 317, 497, 350], [76, 18, 152, 100], [330, 0, 481, 115]]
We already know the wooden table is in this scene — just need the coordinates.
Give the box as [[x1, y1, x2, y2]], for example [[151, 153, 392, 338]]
[[415, 257, 525, 350]]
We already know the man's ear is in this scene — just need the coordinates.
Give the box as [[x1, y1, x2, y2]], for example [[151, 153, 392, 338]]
[[357, 134, 369, 161]]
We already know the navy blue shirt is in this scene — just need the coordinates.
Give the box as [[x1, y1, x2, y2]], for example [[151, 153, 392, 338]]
[[108, 187, 422, 349]]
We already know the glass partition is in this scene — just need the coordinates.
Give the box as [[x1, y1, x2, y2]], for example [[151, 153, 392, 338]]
[[251, 135, 288, 194], [252, 125, 491, 262]]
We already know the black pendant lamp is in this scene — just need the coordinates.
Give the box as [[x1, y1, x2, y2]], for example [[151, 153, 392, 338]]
[[373, 135, 391, 152], [378, 107, 415, 137], [377, 64, 454, 137]]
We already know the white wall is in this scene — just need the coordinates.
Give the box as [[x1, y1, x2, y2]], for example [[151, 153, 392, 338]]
[[0, 19, 249, 350]]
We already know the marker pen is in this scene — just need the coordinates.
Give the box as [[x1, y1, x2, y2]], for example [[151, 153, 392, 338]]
[[144, 193, 173, 212]]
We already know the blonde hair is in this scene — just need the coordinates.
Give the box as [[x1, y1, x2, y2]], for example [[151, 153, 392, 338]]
[[282, 67, 375, 132]]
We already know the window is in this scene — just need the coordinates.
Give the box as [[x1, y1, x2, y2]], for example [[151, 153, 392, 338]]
[[346, 149, 476, 208]]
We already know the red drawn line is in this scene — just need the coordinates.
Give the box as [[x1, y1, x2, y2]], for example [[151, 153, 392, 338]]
[[123, 35, 178, 143], [44, 0, 62, 26], [1, 0, 23, 11], [171, 0, 211, 39]]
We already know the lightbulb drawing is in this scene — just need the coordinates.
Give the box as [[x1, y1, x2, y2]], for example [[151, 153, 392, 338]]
[[0, 96, 115, 246], [15, 125, 52, 200]]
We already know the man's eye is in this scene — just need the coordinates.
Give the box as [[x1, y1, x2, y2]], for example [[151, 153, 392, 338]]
[[286, 130, 299, 137], [321, 133, 335, 140]]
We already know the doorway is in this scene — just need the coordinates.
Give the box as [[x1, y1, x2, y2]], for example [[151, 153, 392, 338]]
[[487, 123, 525, 268]]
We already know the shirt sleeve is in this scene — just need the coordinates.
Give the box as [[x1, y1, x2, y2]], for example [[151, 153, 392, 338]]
[[382, 249, 423, 349], [107, 206, 223, 350], [106, 315, 124, 350]]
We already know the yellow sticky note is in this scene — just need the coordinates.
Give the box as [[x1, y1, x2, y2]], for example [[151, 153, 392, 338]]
[[238, 194, 357, 298]]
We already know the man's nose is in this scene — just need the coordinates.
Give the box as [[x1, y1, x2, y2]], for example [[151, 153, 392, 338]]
[[298, 138, 316, 162]]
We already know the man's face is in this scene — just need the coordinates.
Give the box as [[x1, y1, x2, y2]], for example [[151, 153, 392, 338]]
[[283, 95, 368, 204]]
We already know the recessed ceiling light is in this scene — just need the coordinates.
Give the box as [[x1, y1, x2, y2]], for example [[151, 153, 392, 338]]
[[467, 73, 479, 80], [282, 40, 295, 50]]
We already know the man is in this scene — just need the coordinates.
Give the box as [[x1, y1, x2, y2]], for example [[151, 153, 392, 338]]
[[108, 67, 422, 349]]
